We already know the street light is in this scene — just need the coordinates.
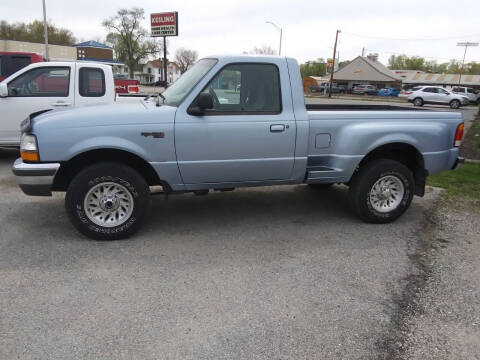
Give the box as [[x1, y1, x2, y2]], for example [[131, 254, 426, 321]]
[[456, 42, 478, 85], [266, 21, 282, 56], [42, 0, 49, 61]]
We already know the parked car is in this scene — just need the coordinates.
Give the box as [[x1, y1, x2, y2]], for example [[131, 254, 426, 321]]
[[13, 55, 464, 240], [378, 88, 400, 97], [113, 74, 139, 94], [0, 62, 116, 147], [407, 86, 469, 109], [310, 83, 345, 94], [352, 85, 378, 95], [450, 86, 480, 104], [0, 51, 44, 82]]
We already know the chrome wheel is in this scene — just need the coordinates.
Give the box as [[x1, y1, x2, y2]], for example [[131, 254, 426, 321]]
[[369, 175, 405, 213], [84, 182, 134, 227], [413, 98, 423, 106]]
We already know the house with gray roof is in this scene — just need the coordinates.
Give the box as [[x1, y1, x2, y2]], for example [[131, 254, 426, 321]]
[[333, 55, 402, 91]]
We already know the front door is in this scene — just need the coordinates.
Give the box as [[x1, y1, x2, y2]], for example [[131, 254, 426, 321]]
[[175, 62, 296, 185], [0, 66, 73, 144]]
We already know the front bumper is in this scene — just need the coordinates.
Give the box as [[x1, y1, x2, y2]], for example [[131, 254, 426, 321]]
[[12, 158, 60, 196]]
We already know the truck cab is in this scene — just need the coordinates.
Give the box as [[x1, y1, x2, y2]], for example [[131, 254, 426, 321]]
[[0, 61, 115, 147], [0, 51, 44, 82]]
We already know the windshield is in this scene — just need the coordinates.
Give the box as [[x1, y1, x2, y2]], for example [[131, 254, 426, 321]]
[[162, 58, 217, 106]]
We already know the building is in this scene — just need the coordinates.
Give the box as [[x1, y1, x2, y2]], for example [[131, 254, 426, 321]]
[[0, 39, 76, 61], [333, 55, 402, 91], [134, 59, 181, 84], [302, 75, 330, 93], [393, 70, 480, 90]]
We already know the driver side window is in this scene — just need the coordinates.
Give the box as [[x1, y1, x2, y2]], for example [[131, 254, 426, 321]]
[[8, 67, 70, 97], [201, 63, 281, 114]]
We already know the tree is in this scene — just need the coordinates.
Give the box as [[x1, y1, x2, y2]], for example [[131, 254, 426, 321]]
[[250, 44, 276, 55], [102, 8, 162, 78], [175, 48, 199, 74], [299, 58, 326, 78], [0, 20, 76, 45], [387, 54, 480, 75], [338, 60, 350, 70]]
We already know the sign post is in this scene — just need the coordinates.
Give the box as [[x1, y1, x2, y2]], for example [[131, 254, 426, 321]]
[[150, 12, 178, 86]]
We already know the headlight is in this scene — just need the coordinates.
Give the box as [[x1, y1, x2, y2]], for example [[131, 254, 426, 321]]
[[20, 134, 39, 162]]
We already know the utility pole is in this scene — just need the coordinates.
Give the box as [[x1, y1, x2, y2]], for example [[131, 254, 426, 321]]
[[42, 0, 49, 61], [457, 42, 478, 85], [329, 30, 340, 98], [163, 36, 167, 87], [266, 21, 282, 56], [362, 47, 365, 57]]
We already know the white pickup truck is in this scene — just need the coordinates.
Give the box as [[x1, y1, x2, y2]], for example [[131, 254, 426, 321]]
[[0, 62, 116, 147]]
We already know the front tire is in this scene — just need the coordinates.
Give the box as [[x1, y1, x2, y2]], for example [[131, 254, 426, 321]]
[[413, 97, 424, 106], [65, 162, 151, 240], [348, 159, 414, 223], [449, 99, 460, 109]]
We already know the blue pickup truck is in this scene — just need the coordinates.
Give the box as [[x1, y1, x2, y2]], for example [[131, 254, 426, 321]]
[[13, 55, 464, 240]]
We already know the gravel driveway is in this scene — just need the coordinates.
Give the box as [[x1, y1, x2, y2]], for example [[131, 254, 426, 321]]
[[0, 148, 440, 360]]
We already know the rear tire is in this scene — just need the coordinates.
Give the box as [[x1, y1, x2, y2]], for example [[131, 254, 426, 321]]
[[348, 159, 414, 223], [65, 162, 151, 240], [449, 99, 460, 109], [413, 97, 424, 106]]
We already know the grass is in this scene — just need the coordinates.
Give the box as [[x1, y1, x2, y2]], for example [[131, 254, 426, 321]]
[[427, 163, 480, 201]]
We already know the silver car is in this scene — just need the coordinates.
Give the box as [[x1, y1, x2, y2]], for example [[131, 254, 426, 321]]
[[450, 86, 480, 105], [407, 86, 469, 109]]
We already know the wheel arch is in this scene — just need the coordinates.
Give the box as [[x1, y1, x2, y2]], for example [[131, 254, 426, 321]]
[[52, 148, 165, 191], [354, 142, 426, 196]]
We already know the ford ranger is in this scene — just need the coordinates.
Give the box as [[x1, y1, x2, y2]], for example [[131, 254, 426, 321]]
[[12, 55, 465, 240]]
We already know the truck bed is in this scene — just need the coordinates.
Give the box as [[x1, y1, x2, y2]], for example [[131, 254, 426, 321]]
[[306, 104, 426, 111]]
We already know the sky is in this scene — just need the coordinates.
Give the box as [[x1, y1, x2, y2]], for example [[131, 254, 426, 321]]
[[2, 0, 480, 65]]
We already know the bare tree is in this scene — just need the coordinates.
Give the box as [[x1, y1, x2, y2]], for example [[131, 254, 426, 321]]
[[102, 8, 162, 78], [175, 48, 199, 74], [250, 44, 276, 55]]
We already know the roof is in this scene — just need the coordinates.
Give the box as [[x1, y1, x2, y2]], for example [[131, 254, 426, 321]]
[[399, 71, 480, 86], [73, 41, 112, 49], [333, 56, 402, 82]]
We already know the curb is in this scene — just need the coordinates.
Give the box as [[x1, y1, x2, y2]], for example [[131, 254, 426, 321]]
[[465, 159, 480, 164]]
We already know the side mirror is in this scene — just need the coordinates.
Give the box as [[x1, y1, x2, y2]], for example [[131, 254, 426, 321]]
[[197, 92, 213, 110], [188, 92, 213, 116], [0, 83, 8, 98]]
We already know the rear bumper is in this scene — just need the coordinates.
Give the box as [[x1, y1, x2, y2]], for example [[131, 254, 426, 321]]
[[12, 158, 60, 196]]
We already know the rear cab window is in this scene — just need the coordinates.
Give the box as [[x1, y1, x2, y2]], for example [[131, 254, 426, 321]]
[[79, 67, 105, 97]]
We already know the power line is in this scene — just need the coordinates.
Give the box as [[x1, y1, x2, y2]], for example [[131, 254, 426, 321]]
[[341, 31, 480, 42]]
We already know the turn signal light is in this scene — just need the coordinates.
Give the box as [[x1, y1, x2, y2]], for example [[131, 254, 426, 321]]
[[21, 151, 39, 162], [454, 123, 464, 147]]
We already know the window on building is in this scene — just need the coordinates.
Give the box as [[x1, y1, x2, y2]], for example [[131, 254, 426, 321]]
[[8, 67, 70, 97], [79, 67, 105, 97]]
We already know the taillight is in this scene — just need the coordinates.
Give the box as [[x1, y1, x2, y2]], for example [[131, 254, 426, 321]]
[[454, 123, 464, 147], [128, 85, 139, 94], [405, 91, 412, 95]]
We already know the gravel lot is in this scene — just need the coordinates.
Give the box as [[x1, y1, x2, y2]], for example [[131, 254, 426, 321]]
[[0, 147, 437, 360], [0, 101, 477, 359]]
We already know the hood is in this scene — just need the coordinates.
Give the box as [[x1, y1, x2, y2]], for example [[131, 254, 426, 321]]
[[32, 100, 177, 131]]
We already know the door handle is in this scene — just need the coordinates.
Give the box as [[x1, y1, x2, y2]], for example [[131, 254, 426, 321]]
[[270, 124, 286, 133], [52, 101, 71, 107]]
